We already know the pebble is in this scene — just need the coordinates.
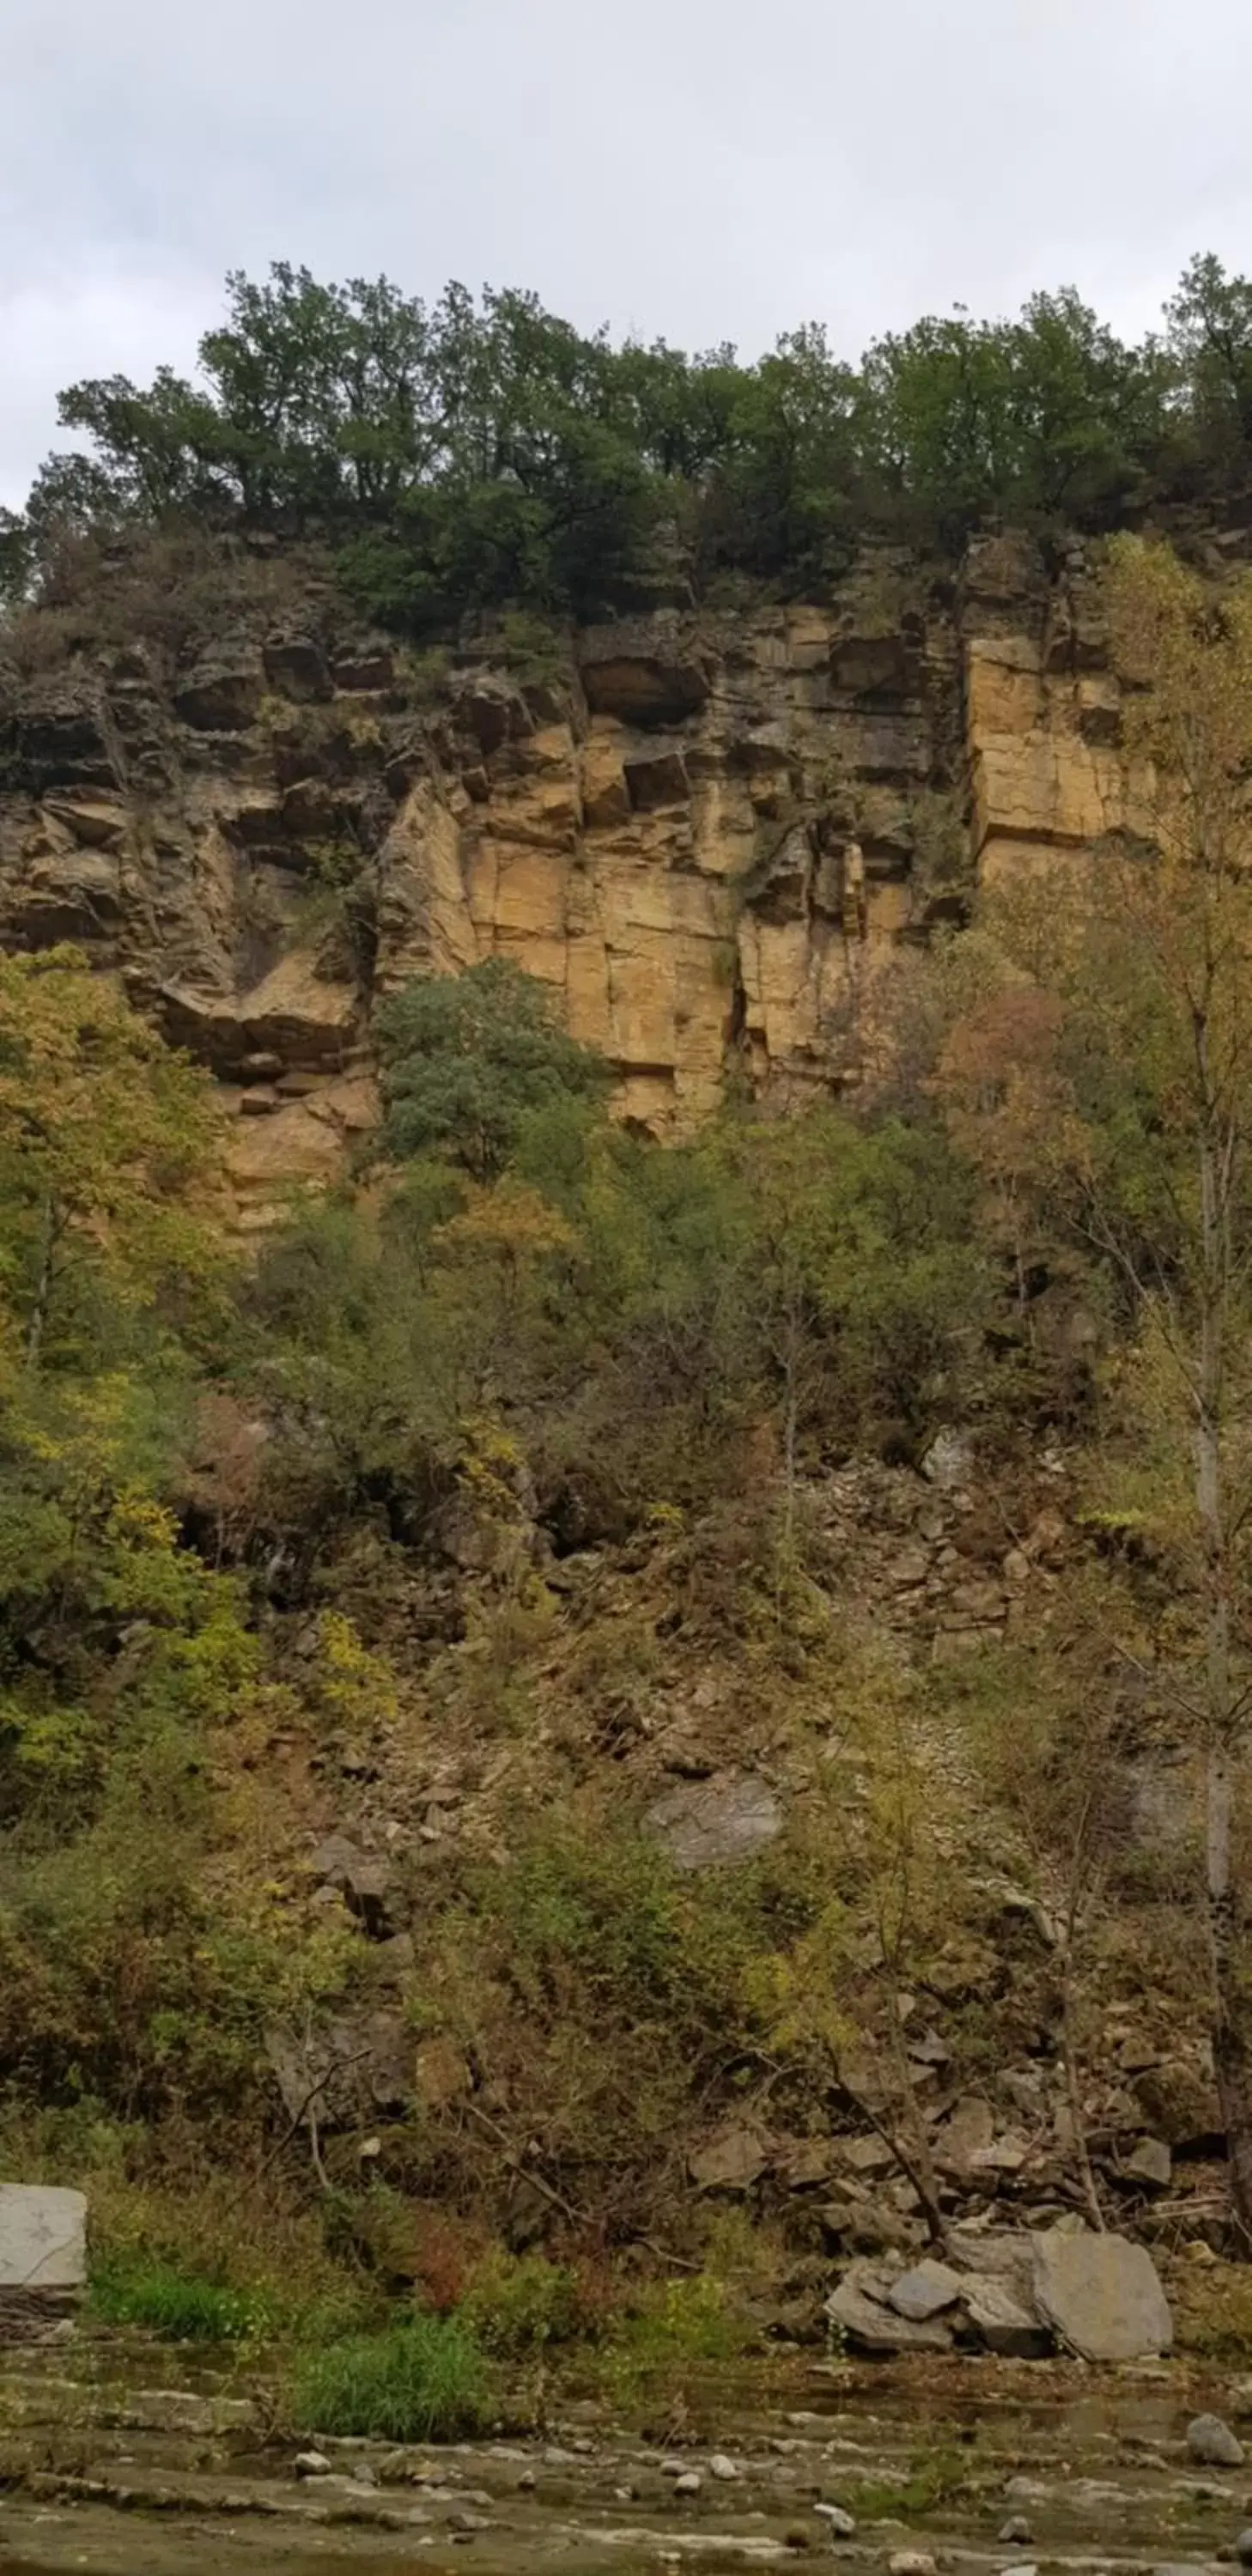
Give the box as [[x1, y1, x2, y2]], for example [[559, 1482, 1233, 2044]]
[[1188, 2414, 1246, 2469], [673, 2470, 704, 2495], [815, 2503, 857, 2537], [294, 2451, 332, 2478], [515, 2469, 537, 2492], [709, 2454, 740, 2482], [349, 2461, 378, 2486], [660, 2458, 688, 2477], [889, 2554, 938, 2576], [999, 2517, 1034, 2544], [1234, 2536, 1252, 2567]]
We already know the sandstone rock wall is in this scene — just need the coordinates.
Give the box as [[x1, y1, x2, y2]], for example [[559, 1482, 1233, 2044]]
[[0, 532, 1131, 1211]]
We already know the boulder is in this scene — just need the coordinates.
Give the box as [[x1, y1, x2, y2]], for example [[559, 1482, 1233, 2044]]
[[1031, 2227, 1172, 2361], [836, 2134, 896, 2178], [1123, 2136, 1173, 2191], [826, 2263, 953, 2355], [887, 2258, 963, 2322], [819, 2196, 909, 2256], [645, 1771, 781, 1872], [935, 2095, 996, 2176], [265, 2009, 413, 2129], [309, 1833, 393, 1936], [775, 2136, 838, 2190], [1186, 2414, 1244, 2469], [689, 2124, 769, 2192], [961, 2275, 1051, 2360], [921, 1428, 974, 1492], [1132, 2057, 1222, 2153], [0, 2185, 87, 2301]]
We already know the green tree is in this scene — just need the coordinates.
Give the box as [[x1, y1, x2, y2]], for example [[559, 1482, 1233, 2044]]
[[376, 958, 609, 1184], [0, 947, 222, 1370], [1166, 253, 1252, 460]]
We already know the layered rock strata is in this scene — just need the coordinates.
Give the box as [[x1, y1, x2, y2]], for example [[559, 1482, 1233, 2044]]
[[0, 532, 1133, 1211]]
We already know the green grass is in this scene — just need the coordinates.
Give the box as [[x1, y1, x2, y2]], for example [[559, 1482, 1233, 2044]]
[[291, 2315, 490, 2441], [89, 2259, 264, 2342], [840, 2448, 973, 2521]]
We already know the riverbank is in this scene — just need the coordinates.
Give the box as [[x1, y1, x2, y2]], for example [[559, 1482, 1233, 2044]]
[[3, 2318, 1252, 2575]]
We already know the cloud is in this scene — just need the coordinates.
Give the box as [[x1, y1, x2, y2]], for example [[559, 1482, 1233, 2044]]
[[5, 0, 1252, 505]]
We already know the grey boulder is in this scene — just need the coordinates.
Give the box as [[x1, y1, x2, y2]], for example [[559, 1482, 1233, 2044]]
[[826, 2265, 953, 2354], [1031, 2227, 1172, 2361], [963, 2275, 1051, 2360], [1186, 2413, 1244, 2468], [887, 2258, 963, 2322]]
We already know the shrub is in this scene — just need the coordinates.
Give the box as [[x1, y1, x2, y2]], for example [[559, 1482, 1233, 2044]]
[[459, 2251, 588, 2357], [291, 2314, 490, 2441], [599, 2274, 747, 2406]]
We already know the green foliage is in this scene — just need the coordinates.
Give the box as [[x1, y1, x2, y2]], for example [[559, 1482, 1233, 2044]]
[[0, 945, 223, 1367], [598, 2275, 747, 2406], [291, 2314, 490, 2441], [9, 251, 1251, 622], [377, 957, 609, 1183], [459, 2251, 588, 2357], [1165, 253, 1252, 464], [89, 2257, 264, 2342], [863, 289, 1165, 535], [838, 2447, 973, 2522]]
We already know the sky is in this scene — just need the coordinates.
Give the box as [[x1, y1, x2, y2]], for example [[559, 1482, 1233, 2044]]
[[4, 0, 1252, 508]]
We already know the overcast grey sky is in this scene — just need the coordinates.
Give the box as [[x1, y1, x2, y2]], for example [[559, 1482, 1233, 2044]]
[[4, 0, 1251, 507]]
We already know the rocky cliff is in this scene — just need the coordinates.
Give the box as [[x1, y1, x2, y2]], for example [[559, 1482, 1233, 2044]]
[[0, 530, 1130, 1215]]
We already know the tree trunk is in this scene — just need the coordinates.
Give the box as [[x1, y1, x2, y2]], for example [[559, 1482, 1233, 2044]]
[[882, 2008, 951, 2252], [25, 1192, 60, 1369], [1059, 1955, 1105, 2233]]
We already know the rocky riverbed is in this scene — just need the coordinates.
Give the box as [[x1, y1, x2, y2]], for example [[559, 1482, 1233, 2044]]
[[3, 2329, 1252, 2576]]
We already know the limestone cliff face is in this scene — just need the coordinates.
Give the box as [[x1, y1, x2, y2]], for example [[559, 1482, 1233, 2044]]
[[0, 531, 1128, 1212]]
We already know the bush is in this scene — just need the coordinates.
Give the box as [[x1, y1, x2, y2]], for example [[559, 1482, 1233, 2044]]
[[291, 2314, 490, 2441], [599, 2275, 747, 2406], [459, 2251, 589, 2357]]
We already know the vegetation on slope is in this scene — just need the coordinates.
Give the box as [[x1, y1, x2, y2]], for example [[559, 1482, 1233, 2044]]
[[3, 535, 1252, 2382]]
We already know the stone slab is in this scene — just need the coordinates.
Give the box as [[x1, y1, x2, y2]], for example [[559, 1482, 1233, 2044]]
[[1031, 2227, 1172, 2362], [0, 2185, 87, 2293]]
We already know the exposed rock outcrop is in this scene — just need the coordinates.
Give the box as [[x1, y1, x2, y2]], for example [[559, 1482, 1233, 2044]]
[[0, 532, 1142, 1210]]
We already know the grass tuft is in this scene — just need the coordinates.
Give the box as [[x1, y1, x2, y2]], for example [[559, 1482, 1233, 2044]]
[[90, 2259, 263, 2342], [291, 2314, 490, 2441]]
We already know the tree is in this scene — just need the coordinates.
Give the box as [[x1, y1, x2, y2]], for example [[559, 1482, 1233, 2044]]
[[953, 538, 1252, 2248], [1166, 253, 1252, 461], [0, 946, 222, 1368], [375, 958, 609, 1185]]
